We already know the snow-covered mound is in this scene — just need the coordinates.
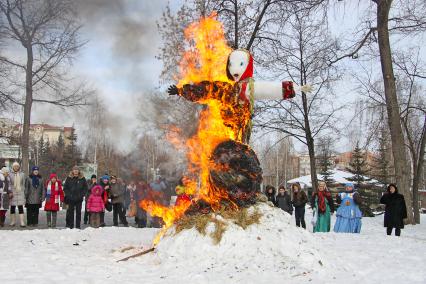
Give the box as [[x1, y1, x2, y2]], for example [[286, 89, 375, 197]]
[[148, 202, 334, 282]]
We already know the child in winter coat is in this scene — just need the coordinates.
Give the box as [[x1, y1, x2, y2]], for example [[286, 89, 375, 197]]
[[86, 185, 105, 228], [44, 173, 64, 228]]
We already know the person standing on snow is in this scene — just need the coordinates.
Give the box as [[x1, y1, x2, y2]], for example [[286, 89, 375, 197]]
[[44, 173, 64, 228], [264, 185, 276, 206], [9, 162, 26, 227], [84, 174, 97, 225], [25, 166, 44, 227], [99, 175, 111, 227], [0, 167, 12, 227], [276, 185, 293, 215], [63, 166, 87, 229], [311, 181, 334, 233], [110, 175, 128, 227], [86, 185, 105, 228], [291, 183, 308, 229], [380, 184, 407, 237], [333, 183, 362, 233]]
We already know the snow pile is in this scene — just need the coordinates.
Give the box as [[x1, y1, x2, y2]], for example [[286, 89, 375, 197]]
[[148, 202, 336, 282]]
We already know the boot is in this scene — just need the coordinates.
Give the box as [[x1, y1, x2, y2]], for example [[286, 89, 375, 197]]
[[0, 215, 5, 227], [10, 214, 16, 226], [52, 212, 57, 228], [19, 214, 26, 227], [46, 212, 52, 228]]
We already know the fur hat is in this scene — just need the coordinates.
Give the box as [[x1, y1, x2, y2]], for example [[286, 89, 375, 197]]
[[1, 167, 9, 174]]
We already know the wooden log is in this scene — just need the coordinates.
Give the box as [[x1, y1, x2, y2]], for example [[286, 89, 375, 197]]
[[116, 247, 155, 262]]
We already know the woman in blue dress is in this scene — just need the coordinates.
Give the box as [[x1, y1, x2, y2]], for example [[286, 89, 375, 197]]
[[333, 183, 362, 233]]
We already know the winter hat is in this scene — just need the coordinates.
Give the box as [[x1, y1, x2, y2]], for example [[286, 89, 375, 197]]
[[345, 183, 355, 190], [101, 175, 110, 181], [49, 173, 57, 180], [32, 166, 39, 172], [91, 174, 97, 179], [1, 167, 9, 174], [12, 162, 20, 168]]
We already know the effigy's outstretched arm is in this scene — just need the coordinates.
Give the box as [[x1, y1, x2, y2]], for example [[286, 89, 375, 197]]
[[253, 81, 295, 100], [168, 81, 234, 102], [253, 81, 312, 101]]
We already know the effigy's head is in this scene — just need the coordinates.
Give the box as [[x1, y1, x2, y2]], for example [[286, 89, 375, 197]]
[[226, 49, 253, 82]]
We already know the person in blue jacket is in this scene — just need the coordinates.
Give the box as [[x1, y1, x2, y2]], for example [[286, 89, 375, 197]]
[[333, 183, 362, 233]]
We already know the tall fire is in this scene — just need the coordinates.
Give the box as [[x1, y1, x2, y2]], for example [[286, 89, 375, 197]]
[[140, 14, 263, 245]]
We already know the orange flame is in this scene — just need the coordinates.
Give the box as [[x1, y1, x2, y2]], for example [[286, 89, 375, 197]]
[[141, 13, 250, 245]]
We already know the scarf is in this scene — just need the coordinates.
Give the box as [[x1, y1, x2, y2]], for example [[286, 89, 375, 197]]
[[317, 190, 331, 214], [46, 181, 60, 204], [31, 174, 40, 188], [14, 171, 22, 192]]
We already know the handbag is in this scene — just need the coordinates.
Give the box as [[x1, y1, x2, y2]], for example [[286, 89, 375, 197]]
[[105, 201, 112, 212], [311, 208, 317, 227], [127, 200, 137, 217]]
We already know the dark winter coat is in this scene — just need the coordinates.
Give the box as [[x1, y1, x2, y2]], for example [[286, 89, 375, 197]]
[[265, 188, 276, 205], [25, 174, 44, 205], [63, 173, 87, 203], [0, 174, 11, 209], [276, 192, 293, 214], [110, 183, 125, 204], [380, 192, 407, 229], [292, 191, 308, 208]]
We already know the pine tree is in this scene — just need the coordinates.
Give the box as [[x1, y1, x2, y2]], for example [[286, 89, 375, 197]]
[[347, 142, 374, 217], [64, 127, 81, 168], [38, 137, 52, 177], [371, 127, 394, 188], [54, 133, 68, 180], [316, 138, 335, 186], [347, 142, 370, 187]]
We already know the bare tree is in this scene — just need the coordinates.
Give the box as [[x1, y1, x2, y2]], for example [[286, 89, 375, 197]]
[[394, 48, 426, 224], [255, 9, 342, 191], [329, 0, 426, 224], [0, 0, 88, 174], [354, 47, 426, 223]]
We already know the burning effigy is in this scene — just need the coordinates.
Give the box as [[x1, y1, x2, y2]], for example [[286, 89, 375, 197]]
[[140, 14, 310, 245]]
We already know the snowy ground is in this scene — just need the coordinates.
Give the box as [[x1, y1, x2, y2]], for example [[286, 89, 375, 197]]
[[0, 206, 425, 284]]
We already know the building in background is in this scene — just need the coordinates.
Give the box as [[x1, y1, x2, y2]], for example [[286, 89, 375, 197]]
[[0, 118, 74, 145]]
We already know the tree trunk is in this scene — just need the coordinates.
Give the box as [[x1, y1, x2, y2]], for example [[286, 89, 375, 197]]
[[233, 0, 239, 49], [302, 91, 318, 193], [22, 46, 34, 176], [376, 0, 414, 224], [412, 118, 426, 224]]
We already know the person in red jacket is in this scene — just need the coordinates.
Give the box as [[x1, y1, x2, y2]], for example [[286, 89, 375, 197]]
[[44, 173, 64, 228], [86, 185, 105, 228]]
